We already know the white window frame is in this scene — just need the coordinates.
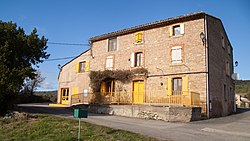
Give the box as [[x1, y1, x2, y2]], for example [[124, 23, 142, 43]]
[[170, 23, 185, 37], [171, 46, 182, 64]]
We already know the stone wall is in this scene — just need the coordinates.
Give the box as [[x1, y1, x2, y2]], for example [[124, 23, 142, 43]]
[[75, 104, 201, 122], [58, 50, 91, 104], [207, 16, 235, 117], [90, 18, 207, 114]]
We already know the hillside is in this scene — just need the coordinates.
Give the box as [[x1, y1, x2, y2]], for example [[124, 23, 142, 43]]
[[235, 80, 250, 99]]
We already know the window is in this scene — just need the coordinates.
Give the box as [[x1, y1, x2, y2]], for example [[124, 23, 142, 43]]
[[83, 89, 88, 97], [170, 23, 184, 37], [108, 38, 117, 51], [222, 36, 225, 49], [79, 61, 86, 73], [131, 52, 143, 67], [76, 60, 90, 73], [135, 52, 143, 67], [224, 84, 227, 101], [173, 25, 181, 36], [135, 32, 143, 43], [167, 76, 188, 96], [172, 78, 182, 95], [106, 56, 114, 70], [171, 46, 182, 64], [228, 44, 231, 55], [226, 61, 230, 76], [229, 87, 232, 100]]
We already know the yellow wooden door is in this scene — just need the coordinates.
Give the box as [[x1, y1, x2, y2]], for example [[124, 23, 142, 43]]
[[133, 81, 144, 104], [61, 88, 69, 104]]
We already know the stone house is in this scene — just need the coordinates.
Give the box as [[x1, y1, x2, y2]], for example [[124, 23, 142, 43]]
[[53, 12, 235, 118]]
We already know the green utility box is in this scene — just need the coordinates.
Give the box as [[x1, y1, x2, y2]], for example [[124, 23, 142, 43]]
[[74, 109, 88, 118]]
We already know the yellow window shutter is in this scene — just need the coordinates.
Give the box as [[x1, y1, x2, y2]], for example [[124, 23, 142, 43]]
[[72, 87, 79, 99], [135, 32, 143, 43], [72, 87, 78, 95], [85, 60, 90, 72], [167, 78, 172, 96], [75, 62, 79, 73], [169, 26, 173, 37], [135, 32, 139, 42], [182, 76, 188, 95]]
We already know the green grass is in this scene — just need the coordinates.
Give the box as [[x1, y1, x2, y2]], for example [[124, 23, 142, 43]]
[[0, 114, 157, 141]]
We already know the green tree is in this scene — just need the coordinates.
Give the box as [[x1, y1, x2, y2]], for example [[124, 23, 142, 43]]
[[0, 21, 49, 116]]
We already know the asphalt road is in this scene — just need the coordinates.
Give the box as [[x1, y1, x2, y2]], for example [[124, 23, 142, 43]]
[[18, 103, 250, 141]]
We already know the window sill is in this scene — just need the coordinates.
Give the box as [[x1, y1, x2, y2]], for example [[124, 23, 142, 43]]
[[131, 66, 144, 69], [134, 41, 144, 45], [78, 71, 88, 73], [170, 34, 184, 38], [170, 63, 184, 66], [107, 50, 117, 52]]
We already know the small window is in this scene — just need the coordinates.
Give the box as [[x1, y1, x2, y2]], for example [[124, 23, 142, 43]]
[[106, 56, 114, 70], [173, 25, 181, 36], [79, 61, 86, 73], [222, 36, 225, 49], [224, 84, 227, 101], [228, 44, 231, 55], [226, 61, 230, 76], [135, 32, 143, 43], [171, 46, 182, 64], [108, 38, 117, 51], [229, 87, 232, 100], [170, 23, 184, 37], [83, 89, 88, 97], [172, 78, 182, 95]]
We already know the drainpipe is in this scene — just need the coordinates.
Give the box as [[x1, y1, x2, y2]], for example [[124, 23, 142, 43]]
[[204, 14, 210, 118]]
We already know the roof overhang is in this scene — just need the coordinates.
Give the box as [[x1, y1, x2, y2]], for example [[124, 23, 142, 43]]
[[89, 11, 206, 42]]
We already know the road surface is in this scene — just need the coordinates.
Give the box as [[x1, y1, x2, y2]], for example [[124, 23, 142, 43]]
[[18, 103, 250, 141]]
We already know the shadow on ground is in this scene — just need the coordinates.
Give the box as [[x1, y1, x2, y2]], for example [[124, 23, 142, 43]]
[[17, 104, 110, 117]]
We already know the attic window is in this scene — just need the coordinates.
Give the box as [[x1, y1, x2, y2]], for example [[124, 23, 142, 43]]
[[108, 38, 117, 52], [170, 23, 185, 37], [222, 36, 225, 49], [135, 32, 143, 43], [173, 25, 181, 36]]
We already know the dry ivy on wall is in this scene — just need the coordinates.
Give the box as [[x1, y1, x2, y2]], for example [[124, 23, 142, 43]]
[[89, 68, 148, 92]]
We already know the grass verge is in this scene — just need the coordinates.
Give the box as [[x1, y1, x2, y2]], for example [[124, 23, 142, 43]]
[[0, 113, 157, 141]]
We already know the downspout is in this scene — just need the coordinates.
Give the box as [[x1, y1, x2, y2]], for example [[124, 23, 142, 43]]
[[204, 14, 210, 118]]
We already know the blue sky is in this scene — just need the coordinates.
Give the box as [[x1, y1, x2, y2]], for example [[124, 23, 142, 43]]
[[1, 0, 249, 91]]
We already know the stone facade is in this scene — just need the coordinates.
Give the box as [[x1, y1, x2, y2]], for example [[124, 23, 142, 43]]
[[57, 12, 235, 118], [57, 50, 91, 105], [206, 16, 234, 117]]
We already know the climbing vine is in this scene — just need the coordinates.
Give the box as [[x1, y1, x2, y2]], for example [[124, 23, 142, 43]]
[[89, 68, 148, 92]]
